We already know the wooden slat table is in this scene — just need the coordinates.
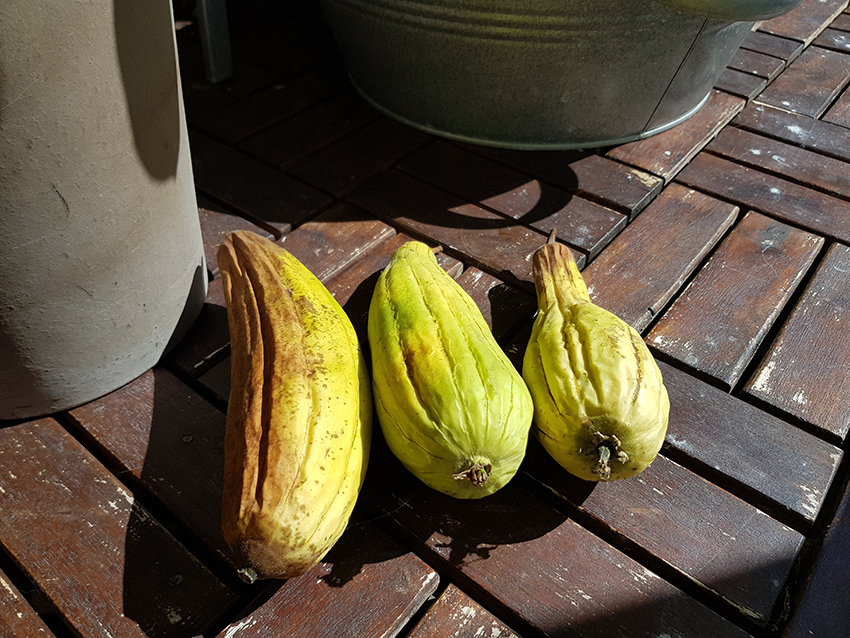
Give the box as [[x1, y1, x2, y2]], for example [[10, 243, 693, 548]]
[[3, 1, 850, 636]]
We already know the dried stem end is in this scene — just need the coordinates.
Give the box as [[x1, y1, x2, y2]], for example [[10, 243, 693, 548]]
[[453, 462, 492, 487], [590, 432, 630, 481]]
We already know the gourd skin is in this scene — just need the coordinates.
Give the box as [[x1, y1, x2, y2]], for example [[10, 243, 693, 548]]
[[523, 242, 669, 482], [217, 230, 371, 580], [368, 241, 534, 499]]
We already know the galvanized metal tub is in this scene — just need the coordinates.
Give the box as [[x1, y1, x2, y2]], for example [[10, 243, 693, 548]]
[[319, 0, 803, 149]]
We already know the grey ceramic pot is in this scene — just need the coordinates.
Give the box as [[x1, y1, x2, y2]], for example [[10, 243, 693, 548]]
[[0, 0, 206, 419], [320, 0, 804, 149]]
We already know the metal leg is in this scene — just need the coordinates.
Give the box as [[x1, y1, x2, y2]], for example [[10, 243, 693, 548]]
[[196, 0, 233, 83]]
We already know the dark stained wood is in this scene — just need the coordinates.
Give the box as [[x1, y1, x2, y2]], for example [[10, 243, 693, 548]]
[[743, 243, 850, 442], [715, 67, 769, 100], [525, 447, 806, 626], [362, 465, 753, 638], [831, 11, 850, 32], [733, 101, 850, 162], [646, 211, 823, 390], [0, 419, 236, 638], [239, 89, 379, 169], [165, 277, 231, 378], [0, 568, 56, 637], [727, 47, 787, 81], [706, 125, 850, 199], [190, 131, 333, 232], [740, 30, 805, 63], [398, 141, 627, 259], [782, 476, 850, 638], [289, 116, 433, 197], [675, 152, 850, 242], [583, 183, 738, 332], [67, 369, 234, 562], [199, 206, 275, 277], [756, 46, 850, 117], [822, 84, 850, 126], [278, 203, 397, 283], [214, 515, 439, 638], [659, 361, 843, 527], [455, 267, 537, 342], [406, 584, 521, 638], [758, 0, 849, 45], [346, 170, 579, 292], [607, 90, 745, 183], [813, 27, 850, 53], [193, 62, 350, 143]]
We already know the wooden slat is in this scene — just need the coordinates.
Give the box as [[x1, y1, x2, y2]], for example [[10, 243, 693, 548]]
[[524, 446, 805, 625], [406, 584, 521, 638], [756, 46, 850, 117], [582, 183, 738, 332], [675, 152, 850, 242], [454, 267, 537, 342], [727, 47, 786, 81], [0, 568, 56, 637], [277, 203, 397, 283], [239, 89, 379, 169], [289, 116, 432, 197], [733, 101, 850, 162], [740, 30, 805, 63], [822, 84, 850, 126], [346, 170, 575, 292], [398, 141, 628, 259], [0, 419, 236, 638], [646, 211, 823, 390], [831, 11, 850, 32], [782, 477, 850, 638], [743, 242, 850, 442], [706, 125, 850, 199], [450, 146, 663, 219], [813, 27, 850, 53], [193, 62, 349, 143], [199, 205, 275, 277], [67, 368, 233, 562], [659, 361, 843, 527], [190, 131, 333, 233], [214, 514, 439, 638], [164, 277, 231, 378], [607, 90, 745, 183], [758, 0, 849, 45], [362, 464, 753, 638], [714, 68, 769, 100]]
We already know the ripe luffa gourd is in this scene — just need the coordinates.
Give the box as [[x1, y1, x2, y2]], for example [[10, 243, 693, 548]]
[[217, 230, 371, 581], [368, 241, 534, 499], [523, 240, 669, 481]]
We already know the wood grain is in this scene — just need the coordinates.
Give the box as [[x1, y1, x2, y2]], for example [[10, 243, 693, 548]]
[[524, 446, 806, 625], [743, 242, 850, 442], [714, 67, 769, 100], [676, 152, 850, 242], [214, 515, 439, 638], [583, 183, 738, 332], [406, 584, 521, 638], [362, 465, 752, 638], [659, 361, 843, 527], [822, 83, 850, 126], [0, 418, 236, 638], [758, 0, 849, 45], [607, 90, 745, 183], [727, 47, 786, 81], [346, 170, 577, 292], [706, 125, 850, 199], [740, 30, 805, 63], [0, 568, 56, 637], [756, 46, 850, 117], [733, 101, 850, 162], [647, 211, 823, 390]]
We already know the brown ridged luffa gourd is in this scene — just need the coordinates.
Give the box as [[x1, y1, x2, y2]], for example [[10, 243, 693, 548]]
[[217, 230, 372, 581]]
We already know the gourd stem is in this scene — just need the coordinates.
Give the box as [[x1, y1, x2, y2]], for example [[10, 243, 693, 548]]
[[593, 444, 613, 481], [453, 462, 491, 486]]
